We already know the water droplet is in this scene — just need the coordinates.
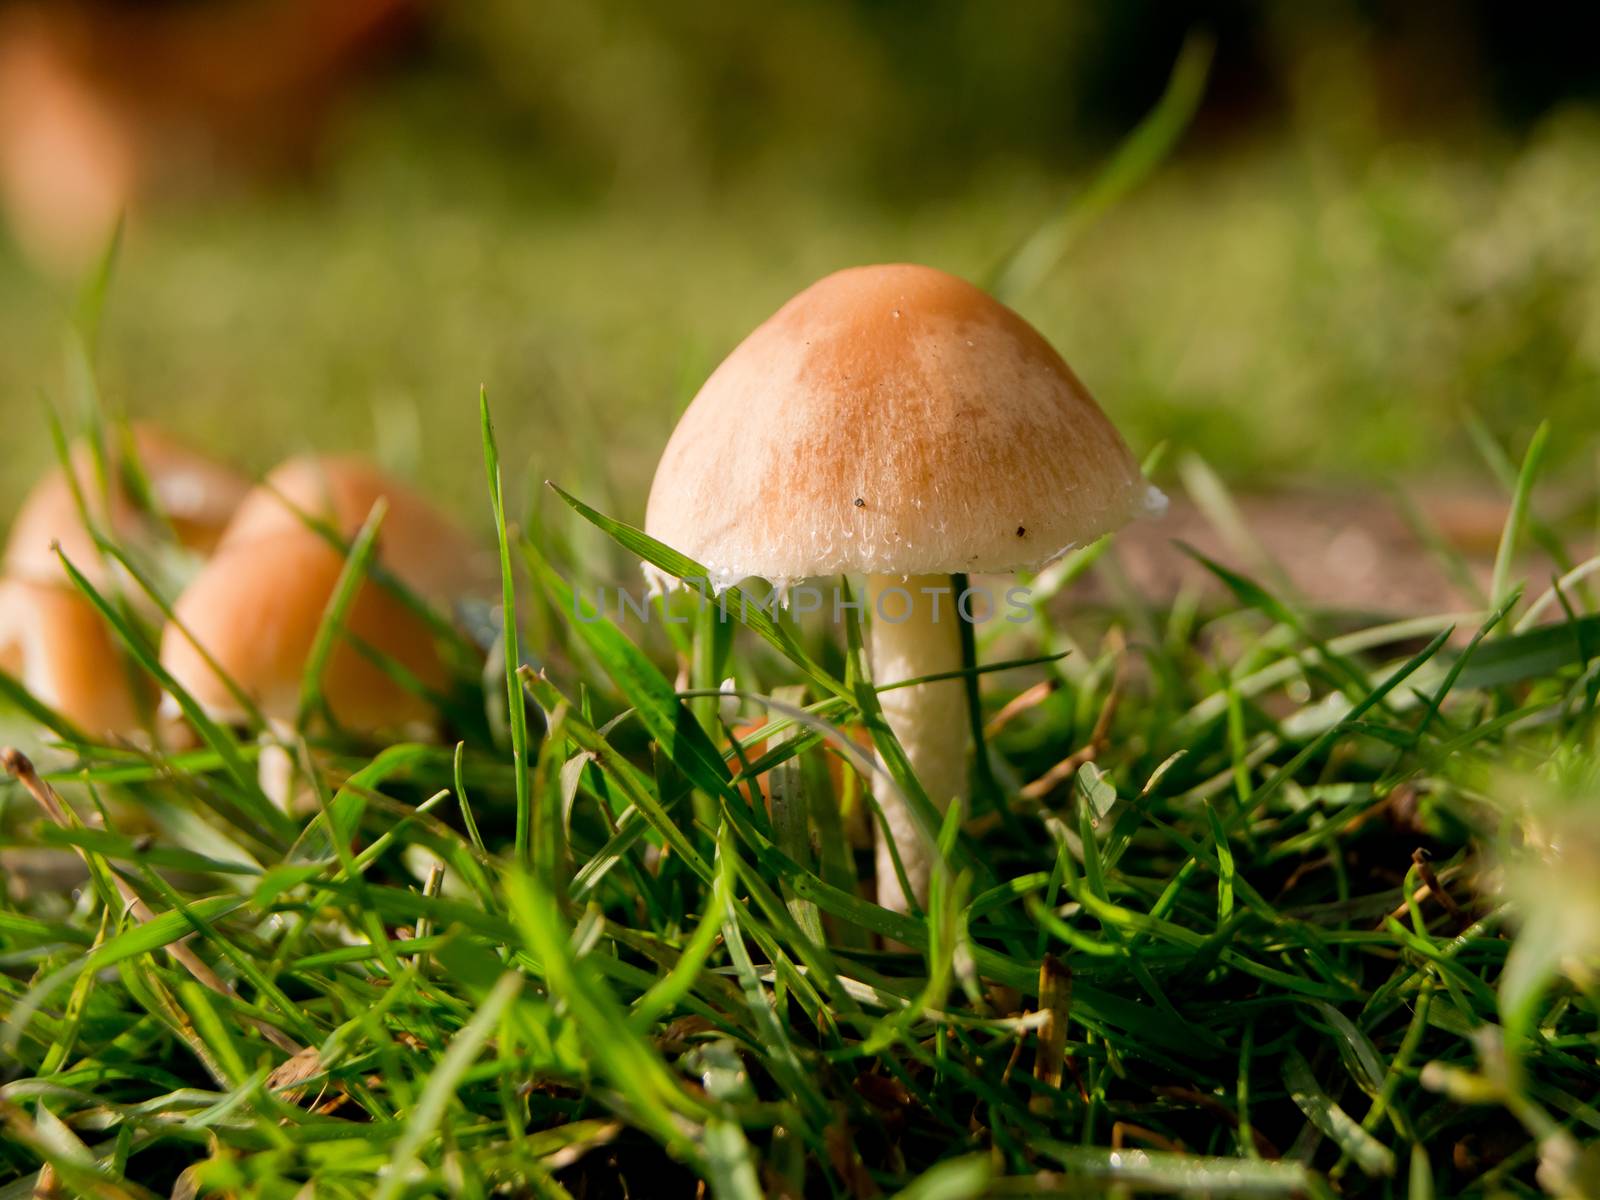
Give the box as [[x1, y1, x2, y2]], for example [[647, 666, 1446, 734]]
[[890, 309, 901, 320]]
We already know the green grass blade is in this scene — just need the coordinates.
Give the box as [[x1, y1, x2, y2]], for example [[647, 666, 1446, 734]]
[[702, 1118, 764, 1200], [1281, 1047, 1395, 1178], [375, 970, 523, 1200], [1455, 612, 1600, 689], [504, 871, 711, 1150], [890, 1155, 993, 1199], [481, 389, 534, 862], [71, 217, 123, 347], [546, 483, 847, 701], [296, 498, 388, 729], [521, 668, 713, 881], [52, 550, 291, 843], [990, 30, 1214, 301], [4, 896, 247, 1053], [525, 540, 741, 810], [1037, 1139, 1335, 1198], [0, 670, 89, 745], [1489, 420, 1550, 628]]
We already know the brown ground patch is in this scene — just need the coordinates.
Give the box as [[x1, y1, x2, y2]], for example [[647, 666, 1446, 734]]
[[1082, 488, 1589, 615]]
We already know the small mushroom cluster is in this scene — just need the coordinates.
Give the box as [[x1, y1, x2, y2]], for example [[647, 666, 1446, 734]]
[[0, 433, 479, 801]]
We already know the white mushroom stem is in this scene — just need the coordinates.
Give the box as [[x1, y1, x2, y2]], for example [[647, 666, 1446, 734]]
[[866, 572, 969, 913], [257, 725, 301, 814]]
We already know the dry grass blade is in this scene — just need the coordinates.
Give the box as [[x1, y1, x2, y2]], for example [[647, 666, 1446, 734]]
[[1029, 953, 1072, 1110]]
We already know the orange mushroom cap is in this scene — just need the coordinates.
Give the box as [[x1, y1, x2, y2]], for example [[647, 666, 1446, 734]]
[[0, 577, 141, 734], [159, 456, 478, 734], [4, 424, 250, 587], [646, 264, 1161, 588]]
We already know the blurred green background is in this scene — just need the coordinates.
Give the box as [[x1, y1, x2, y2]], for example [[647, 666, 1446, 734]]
[[0, 0, 1596, 529]]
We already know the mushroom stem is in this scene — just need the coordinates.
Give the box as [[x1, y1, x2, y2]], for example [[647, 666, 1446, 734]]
[[258, 722, 300, 813], [865, 572, 968, 913]]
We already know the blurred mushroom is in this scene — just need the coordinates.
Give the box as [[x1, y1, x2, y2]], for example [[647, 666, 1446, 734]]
[[0, 8, 133, 276], [647, 264, 1159, 912], [218, 454, 483, 604], [0, 0, 417, 275], [4, 424, 251, 589], [0, 424, 246, 738], [0, 576, 141, 735], [160, 529, 450, 734], [157, 456, 479, 804]]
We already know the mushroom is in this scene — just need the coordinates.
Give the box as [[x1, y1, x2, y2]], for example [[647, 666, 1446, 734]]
[[0, 425, 248, 738], [646, 264, 1161, 912], [215, 454, 480, 605], [158, 456, 479, 802], [4, 423, 251, 588], [0, 577, 140, 734], [159, 530, 451, 733], [0, 0, 418, 276]]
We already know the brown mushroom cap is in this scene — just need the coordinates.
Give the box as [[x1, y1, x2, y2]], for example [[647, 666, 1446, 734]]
[[4, 424, 250, 587], [220, 454, 483, 603], [159, 530, 447, 732], [646, 263, 1159, 587], [159, 456, 478, 733], [0, 577, 141, 734]]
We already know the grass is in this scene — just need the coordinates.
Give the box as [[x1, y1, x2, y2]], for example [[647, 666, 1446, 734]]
[[0, 383, 1598, 1197]]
